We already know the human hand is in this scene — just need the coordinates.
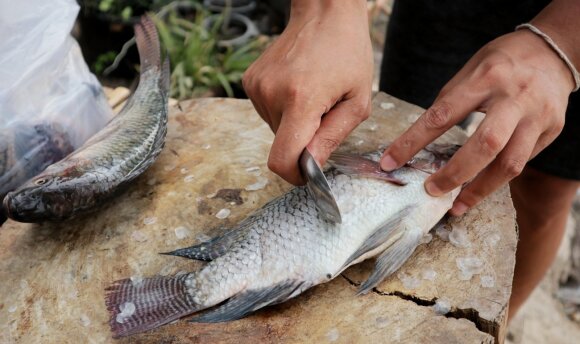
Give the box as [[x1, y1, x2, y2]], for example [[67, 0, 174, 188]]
[[380, 29, 575, 216], [243, 0, 373, 185]]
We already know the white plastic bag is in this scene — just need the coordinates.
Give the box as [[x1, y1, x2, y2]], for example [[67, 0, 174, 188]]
[[0, 0, 113, 221]]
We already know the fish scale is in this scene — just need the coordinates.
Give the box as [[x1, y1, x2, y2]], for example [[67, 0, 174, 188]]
[[3, 16, 169, 223], [105, 146, 460, 338]]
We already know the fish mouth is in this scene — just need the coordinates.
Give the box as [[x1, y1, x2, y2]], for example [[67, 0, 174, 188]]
[[2, 192, 40, 223], [2, 193, 15, 221]]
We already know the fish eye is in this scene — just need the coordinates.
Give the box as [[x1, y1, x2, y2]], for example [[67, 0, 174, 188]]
[[34, 178, 47, 186]]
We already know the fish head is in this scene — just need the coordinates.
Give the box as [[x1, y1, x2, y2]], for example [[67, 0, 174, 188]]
[[2, 161, 87, 222]]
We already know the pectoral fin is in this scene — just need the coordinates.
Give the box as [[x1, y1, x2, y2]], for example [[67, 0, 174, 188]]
[[328, 152, 407, 185], [189, 280, 309, 323], [357, 229, 423, 295], [339, 206, 412, 272]]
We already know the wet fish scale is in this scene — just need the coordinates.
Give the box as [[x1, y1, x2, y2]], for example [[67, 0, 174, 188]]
[[105, 147, 460, 337]]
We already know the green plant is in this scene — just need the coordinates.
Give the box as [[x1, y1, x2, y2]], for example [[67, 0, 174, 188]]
[[152, 8, 266, 99], [81, 0, 172, 22], [93, 51, 118, 74]]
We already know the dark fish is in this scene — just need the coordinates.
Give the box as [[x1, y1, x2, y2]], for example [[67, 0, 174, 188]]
[[0, 123, 74, 225], [104, 145, 460, 338], [3, 16, 169, 222]]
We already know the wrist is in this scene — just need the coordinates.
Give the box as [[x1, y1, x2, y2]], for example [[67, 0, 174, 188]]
[[290, 0, 367, 21], [516, 26, 578, 92], [530, 0, 580, 69]]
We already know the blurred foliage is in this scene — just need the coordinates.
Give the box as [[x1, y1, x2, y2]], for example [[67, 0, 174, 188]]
[[81, 0, 173, 22], [93, 51, 118, 74], [82, 0, 266, 99], [152, 6, 266, 99]]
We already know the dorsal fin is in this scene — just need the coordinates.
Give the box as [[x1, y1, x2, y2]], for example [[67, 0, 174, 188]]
[[161, 228, 245, 261], [134, 15, 161, 72]]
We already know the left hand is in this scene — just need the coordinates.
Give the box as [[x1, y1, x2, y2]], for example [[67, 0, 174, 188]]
[[379, 29, 575, 216]]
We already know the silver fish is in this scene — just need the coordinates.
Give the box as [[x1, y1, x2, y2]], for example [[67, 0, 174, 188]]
[[105, 145, 460, 338], [0, 123, 74, 225], [3, 16, 169, 223]]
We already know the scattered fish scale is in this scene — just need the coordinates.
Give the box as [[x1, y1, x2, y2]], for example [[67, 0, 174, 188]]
[[105, 146, 460, 337]]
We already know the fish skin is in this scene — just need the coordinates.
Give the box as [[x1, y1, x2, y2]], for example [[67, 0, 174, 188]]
[[0, 123, 74, 225], [2, 16, 169, 223], [105, 146, 460, 338]]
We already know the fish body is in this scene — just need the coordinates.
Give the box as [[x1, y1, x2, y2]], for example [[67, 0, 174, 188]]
[[105, 146, 460, 338], [0, 123, 73, 225], [3, 16, 169, 222]]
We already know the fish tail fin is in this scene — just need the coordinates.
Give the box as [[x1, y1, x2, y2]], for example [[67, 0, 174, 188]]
[[105, 273, 200, 338], [134, 15, 161, 73], [161, 229, 244, 261], [357, 229, 423, 295]]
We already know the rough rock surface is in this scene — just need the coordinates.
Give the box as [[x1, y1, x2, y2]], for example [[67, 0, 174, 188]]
[[0, 92, 514, 343]]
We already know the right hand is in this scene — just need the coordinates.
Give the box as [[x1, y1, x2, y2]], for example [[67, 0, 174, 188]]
[[243, 0, 373, 185]]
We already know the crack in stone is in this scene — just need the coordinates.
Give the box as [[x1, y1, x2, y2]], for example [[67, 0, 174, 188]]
[[340, 273, 501, 343]]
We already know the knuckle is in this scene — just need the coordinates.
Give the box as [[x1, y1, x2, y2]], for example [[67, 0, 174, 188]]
[[267, 154, 286, 175], [422, 102, 454, 129], [241, 72, 253, 92], [552, 117, 565, 134], [285, 77, 307, 102], [499, 157, 526, 178], [445, 170, 463, 188], [436, 166, 463, 190], [478, 128, 503, 155], [438, 85, 451, 98], [318, 136, 341, 152], [258, 80, 274, 99], [459, 190, 481, 208], [478, 53, 514, 82], [353, 100, 371, 121]]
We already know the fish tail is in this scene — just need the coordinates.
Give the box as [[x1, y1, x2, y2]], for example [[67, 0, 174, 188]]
[[134, 15, 161, 73], [105, 273, 200, 338]]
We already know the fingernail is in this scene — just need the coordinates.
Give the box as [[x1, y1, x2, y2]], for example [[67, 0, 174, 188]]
[[380, 154, 397, 171], [451, 201, 468, 216], [425, 181, 443, 196]]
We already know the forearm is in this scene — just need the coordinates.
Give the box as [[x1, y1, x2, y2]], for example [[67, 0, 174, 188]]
[[532, 0, 580, 71], [290, 0, 367, 20]]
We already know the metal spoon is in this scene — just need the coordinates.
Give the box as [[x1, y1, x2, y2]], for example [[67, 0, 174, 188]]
[[299, 149, 342, 224]]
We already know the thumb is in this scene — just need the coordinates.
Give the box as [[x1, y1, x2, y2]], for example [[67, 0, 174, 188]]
[[307, 95, 371, 165]]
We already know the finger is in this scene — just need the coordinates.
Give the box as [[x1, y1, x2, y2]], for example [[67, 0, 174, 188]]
[[449, 123, 538, 216], [380, 86, 487, 171], [425, 100, 522, 196], [243, 74, 275, 131], [248, 97, 274, 131], [268, 107, 321, 185], [307, 95, 371, 165]]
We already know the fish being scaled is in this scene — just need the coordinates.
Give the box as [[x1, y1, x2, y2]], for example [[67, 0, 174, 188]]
[[2, 16, 169, 223], [0, 123, 74, 225], [105, 145, 460, 338]]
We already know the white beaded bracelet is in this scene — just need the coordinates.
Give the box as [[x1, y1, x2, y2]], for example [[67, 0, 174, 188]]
[[516, 23, 580, 92]]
